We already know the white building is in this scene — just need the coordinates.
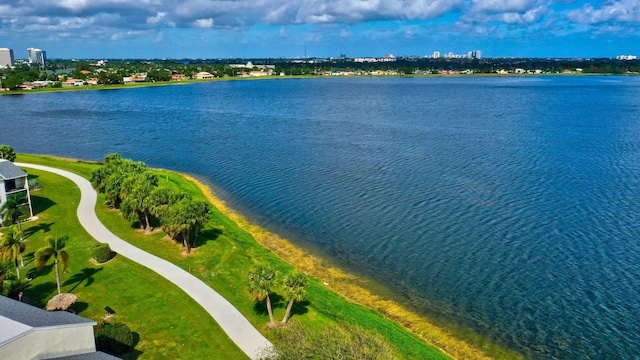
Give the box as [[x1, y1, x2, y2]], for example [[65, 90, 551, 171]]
[[27, 48, 46, 68], [432, 51, 440, 59], [0, 159, 33, 223], [0, 48, 14, 67], [0, 296, 118, 359], [195, 71, 215, 79]]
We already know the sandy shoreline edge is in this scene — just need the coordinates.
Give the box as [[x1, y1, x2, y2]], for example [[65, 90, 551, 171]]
[[179, 174, 502, 360]]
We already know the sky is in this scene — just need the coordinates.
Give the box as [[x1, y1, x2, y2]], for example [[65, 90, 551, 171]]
[[1, 0, 639, 59]]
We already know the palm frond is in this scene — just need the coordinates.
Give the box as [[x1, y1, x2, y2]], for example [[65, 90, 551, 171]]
[[59, 251, 69, 273], [35, 247, 55, 272]]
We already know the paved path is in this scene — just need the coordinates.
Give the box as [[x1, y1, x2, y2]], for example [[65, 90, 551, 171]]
[[17, 163, 272, 360]]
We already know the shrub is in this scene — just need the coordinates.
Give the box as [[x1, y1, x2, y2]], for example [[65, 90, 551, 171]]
[[0, 260, 21, 297], [28, 178, 41, 190], [259, 321, 396, 360], [93, 243, 114, 263], [96, 322, 134, 356]]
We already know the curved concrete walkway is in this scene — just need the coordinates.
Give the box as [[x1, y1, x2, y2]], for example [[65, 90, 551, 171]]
[[17, 163, 272, 360]]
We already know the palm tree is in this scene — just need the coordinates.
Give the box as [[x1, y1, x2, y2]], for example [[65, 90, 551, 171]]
[[1, 193, 26, 232], [0, 226, 25, 280], [0, 145, 16, 162], [188, 199, 211, 250], [248, 264, 277, 326], [35, 235, 69, 294], [281, 271, 308, 323]]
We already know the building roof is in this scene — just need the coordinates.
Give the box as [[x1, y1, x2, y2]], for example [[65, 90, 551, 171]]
[[0, 296, 120, 359], [0, 159, 27, 180], [0, 296, 95, 345]]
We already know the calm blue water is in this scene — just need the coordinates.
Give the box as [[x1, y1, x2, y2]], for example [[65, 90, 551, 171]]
[[2, 76, 640, 359]]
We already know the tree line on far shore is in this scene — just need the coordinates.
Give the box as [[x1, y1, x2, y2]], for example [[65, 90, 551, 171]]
[[90, 153, 211, 254]]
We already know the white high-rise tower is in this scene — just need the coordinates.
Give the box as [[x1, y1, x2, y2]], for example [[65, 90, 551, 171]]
[[27, 48, 46, 68], [0, 48, 14, 67]]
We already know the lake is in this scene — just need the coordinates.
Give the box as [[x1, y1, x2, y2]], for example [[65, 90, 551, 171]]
[[2, 76, 640, 359]]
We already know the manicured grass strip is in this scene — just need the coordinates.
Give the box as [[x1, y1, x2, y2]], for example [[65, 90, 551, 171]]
[[89, 172, 452, 359], [18, 167, 247, 360]]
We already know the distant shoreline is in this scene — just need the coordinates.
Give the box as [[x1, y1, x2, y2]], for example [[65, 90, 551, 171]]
[[2, 72, 632, 95]]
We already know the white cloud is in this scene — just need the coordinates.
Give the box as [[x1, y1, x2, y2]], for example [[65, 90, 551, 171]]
[[57, 0, 92, 12], [193, 18, 214, 28], [259, 0, 463, 24], [567, 0, 640, 24], [339, 27, 352, 37], [461, 0, 564, 27], [110, 30, 154, 41], [147, 12, 167, 25], [3, 0, 640, 57], [471, 0, 539, 13], [152, 31, 164, 43], [497, 5, 548, 24]]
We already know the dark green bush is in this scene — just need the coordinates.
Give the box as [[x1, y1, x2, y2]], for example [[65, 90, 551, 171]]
[[93, 243, 114, 263], [96, 322, 134, 356]]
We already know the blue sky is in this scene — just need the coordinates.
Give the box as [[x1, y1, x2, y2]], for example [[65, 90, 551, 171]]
[[1, 0, 639, 59]]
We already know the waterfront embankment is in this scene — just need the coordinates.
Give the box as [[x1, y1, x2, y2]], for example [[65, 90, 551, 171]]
[[182, 174, 523, 360], [18, 154, 462, 359]]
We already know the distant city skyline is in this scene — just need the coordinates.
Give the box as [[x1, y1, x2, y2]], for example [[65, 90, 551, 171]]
[[1, 1, 639, 59]]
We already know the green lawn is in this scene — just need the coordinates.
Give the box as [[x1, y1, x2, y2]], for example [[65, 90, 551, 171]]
[[17, 167, 246, 359], [14, 154, 458, 359]]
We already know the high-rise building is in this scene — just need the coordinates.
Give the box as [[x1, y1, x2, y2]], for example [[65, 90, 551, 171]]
[[433, 51, 440, 59], [27, 48, 46, 67], [471, 50, 482, 59], [0, 48, 14, 67]]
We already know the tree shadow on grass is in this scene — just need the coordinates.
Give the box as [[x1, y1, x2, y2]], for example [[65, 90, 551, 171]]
[[128, 220, 142, 230], [23, 222, 54, 239], [69, 301, 89, 314], [30, 194, 56, 216], [24, 281, 57, 308], [123, 333, 143, 360], [64, 267, 104, 292], [253, 292, 285, 316], [21, 251, 35, 268], [194, 228, 223, 248], [288, 299, 311, 321], [26, 260, 54, 279]]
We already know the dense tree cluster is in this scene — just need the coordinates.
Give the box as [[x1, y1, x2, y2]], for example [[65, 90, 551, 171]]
[[91, 153, 211, 253], [0, 64, 42, 89], [3, 58, 640, 91], [0, 260, 20, 296]]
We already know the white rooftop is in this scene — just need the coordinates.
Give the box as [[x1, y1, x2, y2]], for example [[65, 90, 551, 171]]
[[0, 315, 32, 345]]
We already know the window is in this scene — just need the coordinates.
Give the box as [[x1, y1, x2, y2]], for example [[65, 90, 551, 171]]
[[5, 179, 17, 192]]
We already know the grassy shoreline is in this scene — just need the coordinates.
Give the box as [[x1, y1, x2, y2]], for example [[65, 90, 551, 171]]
[[16, 153, 524, 359], [1, 71, 626, 95], [181, 175, 524, 360]]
